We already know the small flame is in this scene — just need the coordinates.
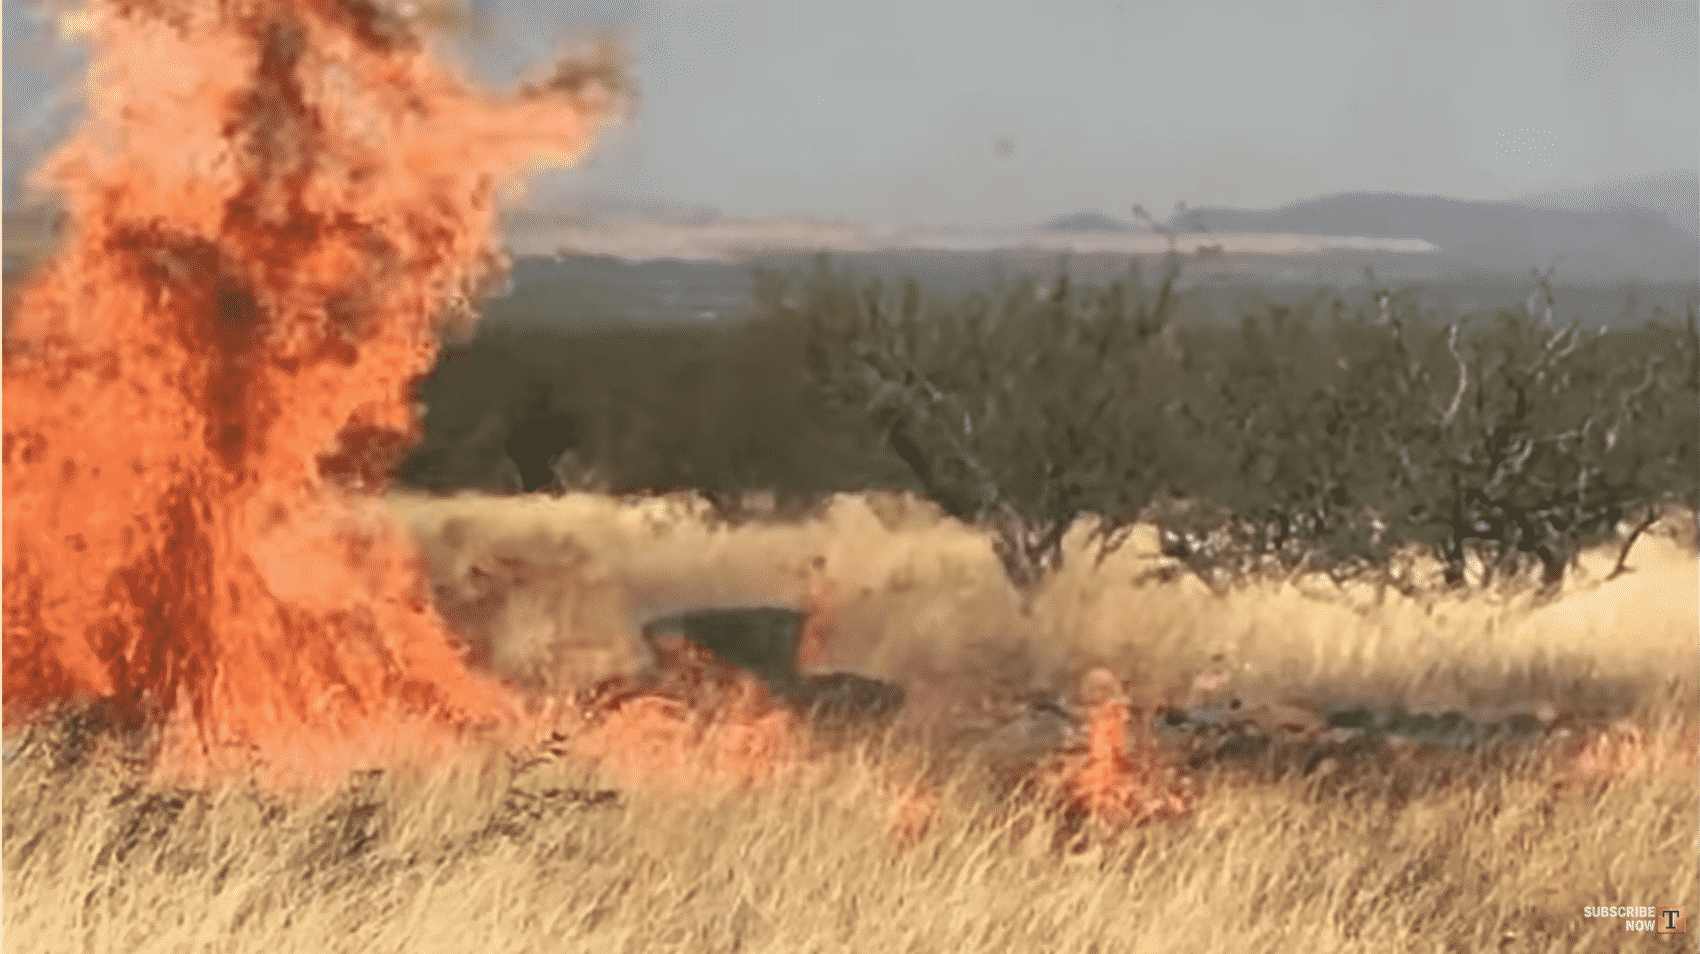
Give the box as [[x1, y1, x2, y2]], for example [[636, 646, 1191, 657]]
[[885, 778, 938, 846], [1562, 719, 1659, 790], [543, 633, 803, 796], [795, 555, 834, 674], [1047, 668, 1193, 830]]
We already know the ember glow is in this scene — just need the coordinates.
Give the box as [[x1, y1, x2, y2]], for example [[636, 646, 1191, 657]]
[[2, 0, 621, 789]]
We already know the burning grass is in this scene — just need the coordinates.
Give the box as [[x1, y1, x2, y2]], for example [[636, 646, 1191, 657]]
[[547, 633, 805, 798], [10, 491, 1690, 950], [1042, 668, 1194, 837], [5, 692, 1694, 953]]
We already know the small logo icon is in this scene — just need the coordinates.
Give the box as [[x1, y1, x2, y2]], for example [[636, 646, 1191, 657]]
[[1657, 907, 1685, 934]]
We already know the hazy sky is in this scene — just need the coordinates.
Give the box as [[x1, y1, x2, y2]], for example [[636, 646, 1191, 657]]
[[5, 0, 1696, 228]]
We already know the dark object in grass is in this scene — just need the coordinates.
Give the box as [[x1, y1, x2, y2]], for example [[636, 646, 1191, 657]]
[[641, 607, 803, 689], [1210, 733, 1272, 762], [640, 607, 906, 728], [1326, 706, 1377, 731]]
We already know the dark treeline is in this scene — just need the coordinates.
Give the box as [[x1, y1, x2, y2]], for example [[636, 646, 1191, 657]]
[[395, 307, 897, 514], [397, 253, 1698, 597]]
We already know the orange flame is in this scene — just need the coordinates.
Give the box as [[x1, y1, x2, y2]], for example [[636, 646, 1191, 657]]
[[2, 0, 620, 790], [546, 635, 803, 796], [1571, 720, 1650, 783], [1558, 718, 1698, 791], [539, 631, 938, 844], [795, 555, 834, 674], [1049, 668, 1192, 830], [885, 777, 938, 846]]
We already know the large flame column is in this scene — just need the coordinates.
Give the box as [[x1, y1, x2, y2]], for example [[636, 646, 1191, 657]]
[[2, 0, 621, 788]]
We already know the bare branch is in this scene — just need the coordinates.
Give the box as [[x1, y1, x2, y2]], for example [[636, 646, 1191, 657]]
[[1441, 323, 1468, 427]]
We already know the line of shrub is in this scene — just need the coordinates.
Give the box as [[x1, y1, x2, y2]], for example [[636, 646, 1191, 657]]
[[397, 253, 1697, 598]]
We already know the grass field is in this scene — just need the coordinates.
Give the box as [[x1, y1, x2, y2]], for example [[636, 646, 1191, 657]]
[[5, 491, 1696, 953]]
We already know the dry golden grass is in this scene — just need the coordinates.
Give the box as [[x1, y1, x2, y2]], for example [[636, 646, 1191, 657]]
[[5, 490, 1697, 953], [388, 490, 1698, 721]]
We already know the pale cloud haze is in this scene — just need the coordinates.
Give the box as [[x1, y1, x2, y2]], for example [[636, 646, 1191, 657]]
[[4, 0, 1695, 229]]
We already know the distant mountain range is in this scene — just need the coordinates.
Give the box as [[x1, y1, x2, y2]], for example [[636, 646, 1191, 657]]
[[1511, 169, 1698, 238], [1041, 169, 1699, 238], [1036, 170, 1698, 284], [1040, 211, 1141, 234], [505, 174, 1697, 282]]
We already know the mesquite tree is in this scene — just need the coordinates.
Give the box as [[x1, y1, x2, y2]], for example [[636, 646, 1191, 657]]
[[767, 252, 1184, 594], [1373, 280, 1689, 591]]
